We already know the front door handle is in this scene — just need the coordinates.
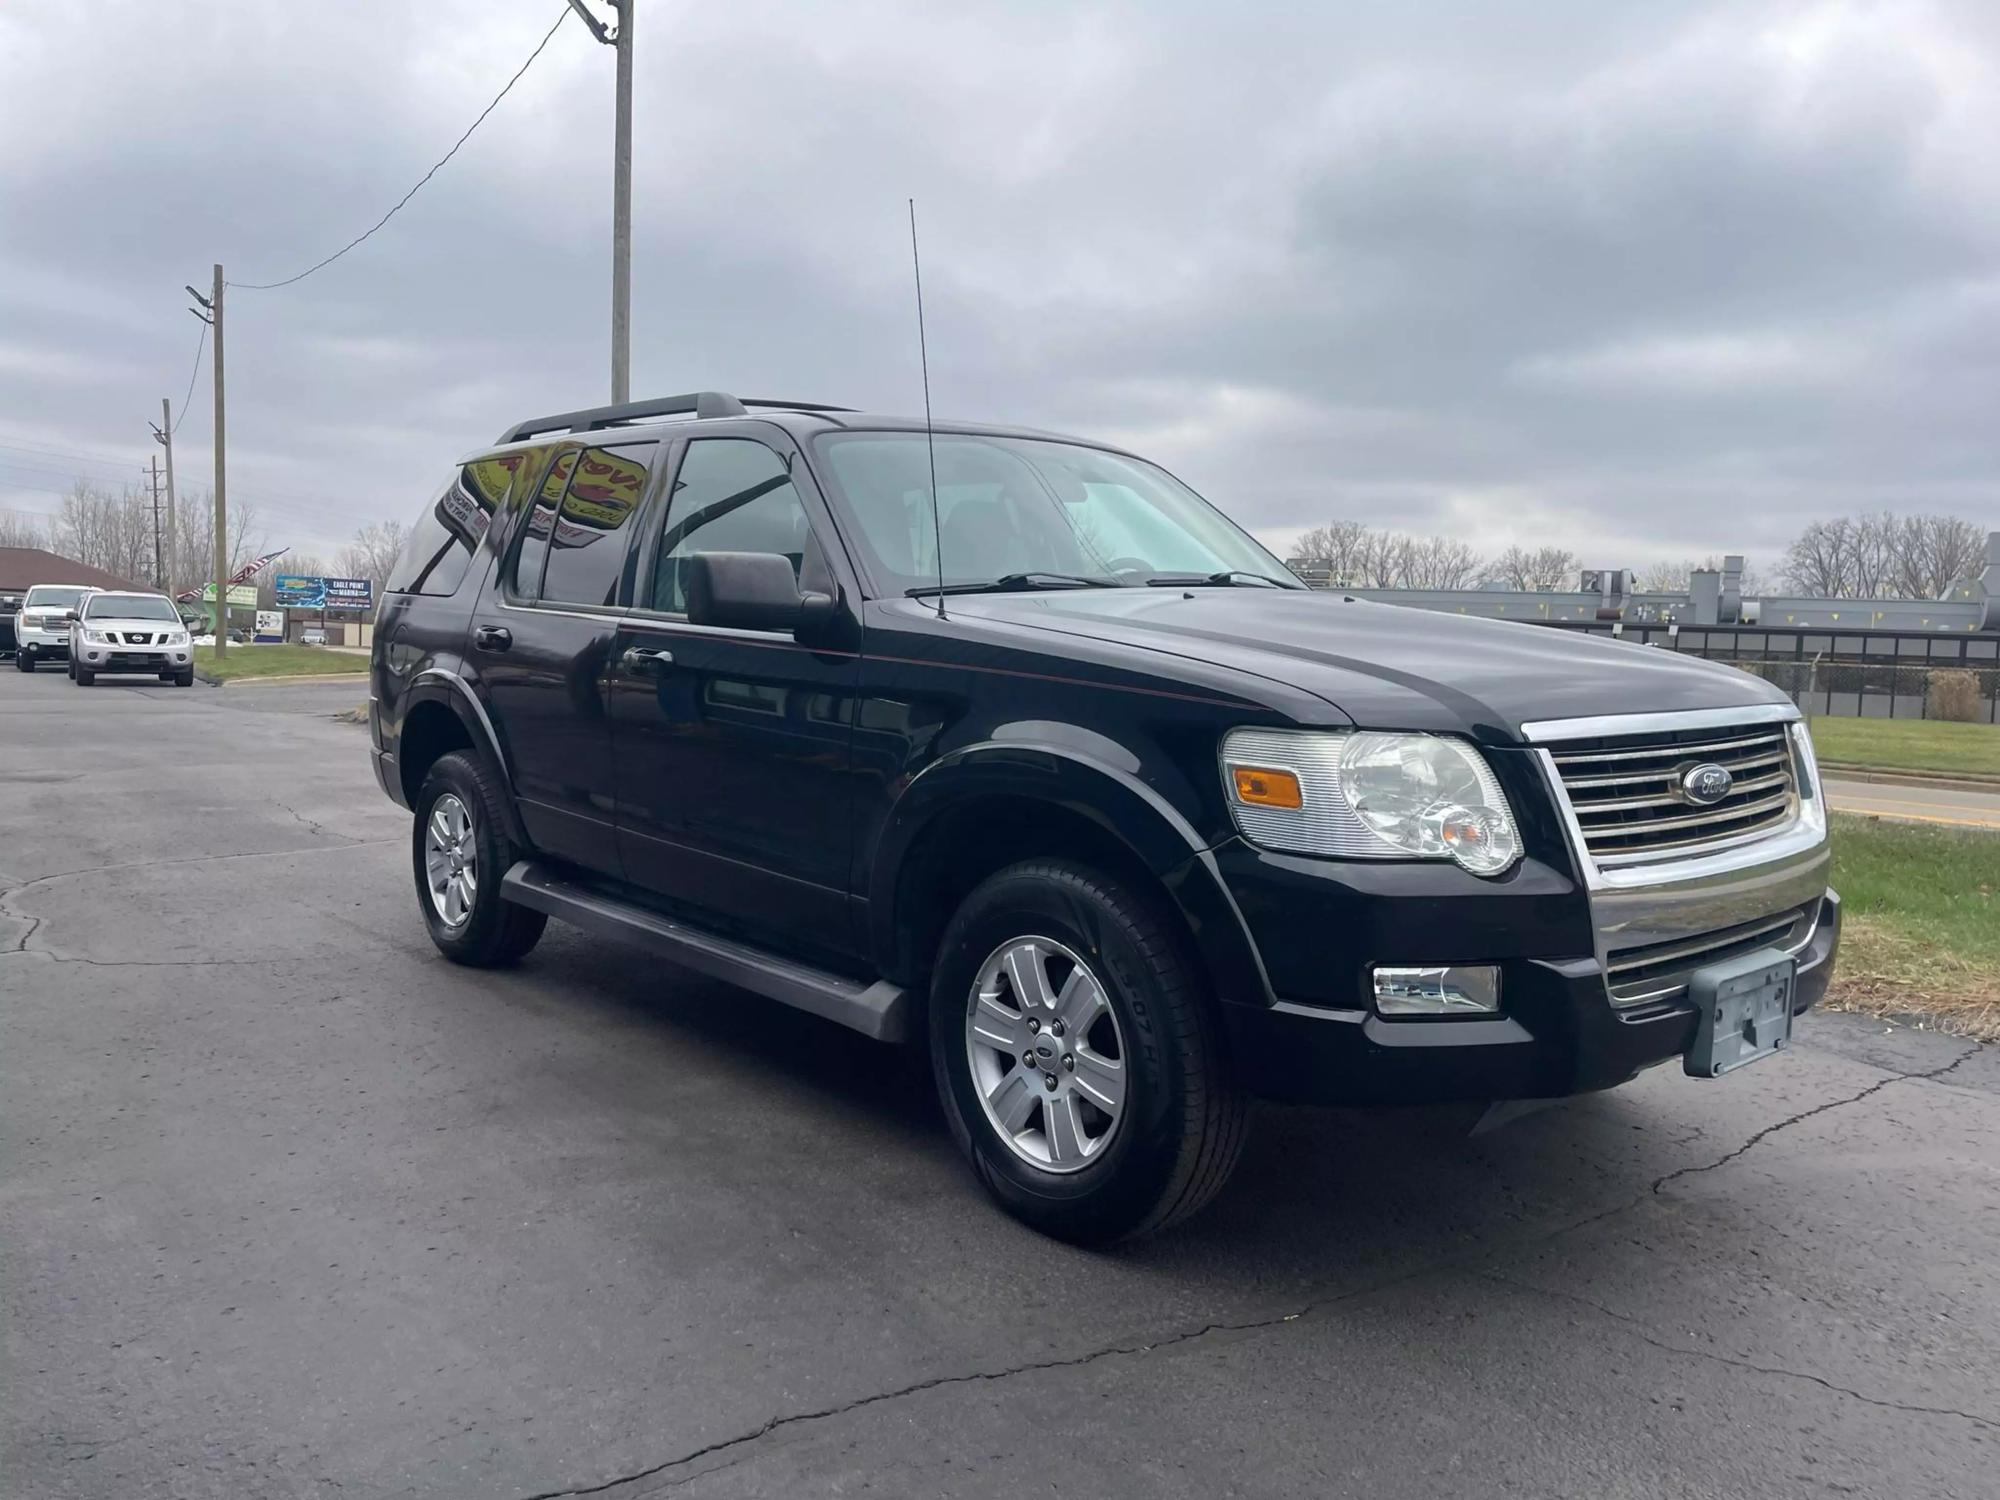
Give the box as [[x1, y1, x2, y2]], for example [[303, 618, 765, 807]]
[[621, 646, 674, 670], [473, 625, 512, 652]]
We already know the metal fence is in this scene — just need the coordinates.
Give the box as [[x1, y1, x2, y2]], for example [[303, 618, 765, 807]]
[[1531, 620, 2000, 723]]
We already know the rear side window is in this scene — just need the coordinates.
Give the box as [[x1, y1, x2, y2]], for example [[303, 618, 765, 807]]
[[386, 450, 541, 597], [537, 443, 655, 607]]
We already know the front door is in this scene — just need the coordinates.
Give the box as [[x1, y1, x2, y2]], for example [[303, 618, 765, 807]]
[[469, 439, 658, 877], [609, 432, 862, 964]]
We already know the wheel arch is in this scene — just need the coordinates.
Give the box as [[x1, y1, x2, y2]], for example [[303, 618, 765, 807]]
[[870, 743, 1272, 1012], [397, 671, 529, 845]]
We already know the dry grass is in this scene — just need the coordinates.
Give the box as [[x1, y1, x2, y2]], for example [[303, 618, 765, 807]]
[[1825, 913, 2000, 1042]]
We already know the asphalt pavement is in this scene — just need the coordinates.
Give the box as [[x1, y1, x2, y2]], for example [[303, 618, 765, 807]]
[[1824, 775, 2000, 830], [3, 670, 1997, 1499]]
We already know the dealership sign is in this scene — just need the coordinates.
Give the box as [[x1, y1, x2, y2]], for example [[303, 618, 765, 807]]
[[274, 574, 375, 612], [199, 583, 258, 606]]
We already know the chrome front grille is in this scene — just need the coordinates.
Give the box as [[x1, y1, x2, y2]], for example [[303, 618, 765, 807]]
[[1605, 902, 1818, 1008], [1548, 722, 1799, 865]]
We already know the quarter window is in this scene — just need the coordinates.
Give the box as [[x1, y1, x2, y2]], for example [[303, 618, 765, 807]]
[[649, 439, 815, 615]]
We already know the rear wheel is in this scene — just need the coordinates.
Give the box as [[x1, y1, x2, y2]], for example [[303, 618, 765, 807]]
[[929, 859, 1248, 1244], [412, 750, 546, 966]]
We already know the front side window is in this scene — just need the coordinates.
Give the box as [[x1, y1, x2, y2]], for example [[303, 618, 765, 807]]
[[538, 443, 655, 607], [649, 439, 814, 615], [812, 432, 1294, 595]]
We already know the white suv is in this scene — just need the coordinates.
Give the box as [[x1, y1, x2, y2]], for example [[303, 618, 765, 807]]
[[13, 584, 99, 672], [69, 590, 196, 687]]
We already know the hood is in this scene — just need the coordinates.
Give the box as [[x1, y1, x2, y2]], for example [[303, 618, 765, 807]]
[[81, 616, 186, 631], [942, 589, 1787, 741]]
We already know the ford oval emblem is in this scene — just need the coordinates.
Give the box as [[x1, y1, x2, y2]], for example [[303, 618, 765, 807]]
[[1681, 763, 1734, 806]]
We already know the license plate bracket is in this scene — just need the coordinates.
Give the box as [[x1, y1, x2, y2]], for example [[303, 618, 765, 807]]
[[1684, 947, 1795, 1079]]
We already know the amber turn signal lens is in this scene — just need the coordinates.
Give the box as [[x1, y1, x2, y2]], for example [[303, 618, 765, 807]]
[[1230, 765, 1303, 809]]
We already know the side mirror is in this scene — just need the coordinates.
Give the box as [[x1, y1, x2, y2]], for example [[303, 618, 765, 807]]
[[685, 552, 834, 634], [63, 611, 79, 622]]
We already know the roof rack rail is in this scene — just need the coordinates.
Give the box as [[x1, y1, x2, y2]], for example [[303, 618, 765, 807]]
[[498, 391, 856, 443]]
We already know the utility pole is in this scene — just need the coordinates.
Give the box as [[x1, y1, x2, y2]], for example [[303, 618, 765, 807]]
[[569, 0, 631, 401], [148, 454, 165, 590], [152, 398, 179, 603], [188, 268, 224, 656]]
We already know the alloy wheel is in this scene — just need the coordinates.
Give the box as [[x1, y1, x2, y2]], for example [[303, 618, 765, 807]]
[[424, 793, 478, 929], [965, 935, 1128, 1173]]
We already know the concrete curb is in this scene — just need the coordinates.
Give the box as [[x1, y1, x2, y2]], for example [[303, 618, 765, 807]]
[[199, 671, 371, 687], [1820, 762, 2000, 794]]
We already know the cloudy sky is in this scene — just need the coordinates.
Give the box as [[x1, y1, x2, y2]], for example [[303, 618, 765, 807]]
[[2, 0, 1997, 569]]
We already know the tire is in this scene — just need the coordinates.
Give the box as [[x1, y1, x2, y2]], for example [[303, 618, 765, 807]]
[[176, 669, 195, 687], [412, 749, 546, 966], [74, 667, 93, 685], [18, 654, 33, 673], [929, 859, 1248, 1245]]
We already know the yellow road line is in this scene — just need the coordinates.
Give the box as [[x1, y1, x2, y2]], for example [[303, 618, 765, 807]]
[[1828, 804, 2000, 830]]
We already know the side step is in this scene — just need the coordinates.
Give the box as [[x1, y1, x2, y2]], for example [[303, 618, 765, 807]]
[[501, 861, 910, 1043]]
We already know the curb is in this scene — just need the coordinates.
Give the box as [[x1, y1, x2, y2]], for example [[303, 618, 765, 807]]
[[199, 671, 371, 687], [1819, 763, 2000, 794]]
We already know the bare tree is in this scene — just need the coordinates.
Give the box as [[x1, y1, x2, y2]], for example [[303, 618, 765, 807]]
[[1633, 556, 1765, 595], [1783, 511, 1985, 598], [336, 520, 407, 592], [1486, 544, 1576, 591], [0, 509, 49, 550], [1401, 535, 1485, 589], [1357, 529, 1411, 588], [1289, 520, 1371, 584]]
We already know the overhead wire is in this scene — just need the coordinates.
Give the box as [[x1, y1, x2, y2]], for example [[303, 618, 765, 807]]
[[171, 320, 208, 435], [229, 5, 575, 291]]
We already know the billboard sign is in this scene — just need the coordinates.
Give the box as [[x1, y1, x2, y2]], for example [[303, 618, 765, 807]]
[[274, 575, 375, 612], [254, 610, 284, 642]]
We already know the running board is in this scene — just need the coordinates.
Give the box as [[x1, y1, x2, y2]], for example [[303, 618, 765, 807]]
[[500, 861, 910, 1043]]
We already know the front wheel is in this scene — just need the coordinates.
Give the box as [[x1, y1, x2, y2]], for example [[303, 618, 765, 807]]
[[175, 669, 195, 687], [412, 750, 546, 966], [929, 859, 1248, 1244], [74, 667, 93, 685], [17, 654, 33, 673]]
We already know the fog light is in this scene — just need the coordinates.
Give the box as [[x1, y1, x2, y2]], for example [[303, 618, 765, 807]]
[[1372, 964, 1500, 1016]]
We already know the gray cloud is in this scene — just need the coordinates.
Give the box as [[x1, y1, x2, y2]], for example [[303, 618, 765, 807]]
[[1, 0, 1995, 572]]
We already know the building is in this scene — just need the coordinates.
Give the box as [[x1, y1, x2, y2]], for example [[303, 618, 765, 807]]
[[0, 547, 148, 598]]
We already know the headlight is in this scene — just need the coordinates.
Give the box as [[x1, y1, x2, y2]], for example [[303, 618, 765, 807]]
[[1789, 721, 1824, 837], [166, 630, 189, 646], [1222, 728, 1521, 876], [84, 629, 114, 645]]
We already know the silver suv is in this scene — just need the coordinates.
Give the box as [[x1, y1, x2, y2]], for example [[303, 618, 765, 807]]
[[68, 591, 196, 687], [12, 584, 99, 672]]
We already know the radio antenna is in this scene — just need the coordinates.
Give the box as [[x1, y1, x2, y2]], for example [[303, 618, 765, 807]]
[[908, 198, 946, 618]]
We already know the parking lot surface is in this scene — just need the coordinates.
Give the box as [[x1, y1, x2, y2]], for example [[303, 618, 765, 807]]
[[4, 670, 1997, 1499]]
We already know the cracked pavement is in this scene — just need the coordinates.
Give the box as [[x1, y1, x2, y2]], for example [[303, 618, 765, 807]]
[[3, 670, 1996, 1498]]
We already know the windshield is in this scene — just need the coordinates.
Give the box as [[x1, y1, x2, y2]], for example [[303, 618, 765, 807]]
[[812, 432, 1297, 594], [24, 586, 89, 611], [84, 593, 178, 622]]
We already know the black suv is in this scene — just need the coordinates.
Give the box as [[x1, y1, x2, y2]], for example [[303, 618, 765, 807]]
[[370, 390, 1839, 1242]]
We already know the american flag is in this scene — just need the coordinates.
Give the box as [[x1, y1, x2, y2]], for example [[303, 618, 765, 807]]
[[174, 548, 289, 602]]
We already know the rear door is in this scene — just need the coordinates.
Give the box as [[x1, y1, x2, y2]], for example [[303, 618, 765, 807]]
[[468, 439, 660, 877], [608, 429, 864, 963]]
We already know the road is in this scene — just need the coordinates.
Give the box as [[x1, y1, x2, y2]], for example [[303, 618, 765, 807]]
[[1825, 775, 2000, 830], [3, 671, 1997, 1499]]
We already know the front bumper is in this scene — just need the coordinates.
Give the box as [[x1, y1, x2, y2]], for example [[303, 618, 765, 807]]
[[18, 630, 71, 660], [75, 642, 192, 673], [1225, 890, 1839, 1105]]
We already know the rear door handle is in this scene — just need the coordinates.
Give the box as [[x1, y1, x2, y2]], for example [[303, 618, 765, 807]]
[[621, 646, 674, 670], [473, 625, 512, 652]]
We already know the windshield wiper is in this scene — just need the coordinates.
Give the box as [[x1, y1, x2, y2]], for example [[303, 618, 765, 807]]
[[1145, 569, 1296, 589], [907, 572, 1122, 598]]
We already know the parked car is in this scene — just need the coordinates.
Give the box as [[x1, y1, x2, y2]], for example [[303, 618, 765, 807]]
[[68, 590, 195, 686], [300, 628, 327, 646], [369, 390, 1839, 1243], [12, 584, 98, 672]]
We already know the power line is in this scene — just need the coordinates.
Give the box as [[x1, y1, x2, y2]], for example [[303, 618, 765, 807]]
[[171, 320, 208, 436], [0, 438, 150, 472], [230, 6, 575, 291]]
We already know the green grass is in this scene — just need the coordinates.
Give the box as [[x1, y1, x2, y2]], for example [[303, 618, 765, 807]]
[[193, 644, 368, 681], [1809, 716, 2000, 778], [1826, 813, 2000, 1038]]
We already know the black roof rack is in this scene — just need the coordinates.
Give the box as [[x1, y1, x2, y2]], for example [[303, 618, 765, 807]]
[[498, 391, 855, 443]]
